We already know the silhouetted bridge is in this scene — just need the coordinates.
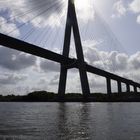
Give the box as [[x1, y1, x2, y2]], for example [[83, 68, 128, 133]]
[[0, 0, 140, 98]]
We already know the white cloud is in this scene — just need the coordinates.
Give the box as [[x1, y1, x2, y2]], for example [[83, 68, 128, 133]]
[[0, 0, 66, 28], [112, 0, 127, 18], [128, 51, 140, 69], [0, 47, 37, 71], [39, 59, 60, 73], [84, 45, 101, 63], [0, 73, 27, 85], [129, 0, 140, 25], [137, 15, 140, 24], [0, 16, 20, 37], [75, 0, 95, 23], [0, 0, 96, 28], [83, 39, 103, 48], [86, 48, 124, 72], [111, 0, 140, 25], [129, 0, 140, 13], [49, 74, 59, 86]]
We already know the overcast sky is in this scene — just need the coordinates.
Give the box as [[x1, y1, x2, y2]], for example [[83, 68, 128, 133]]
[[0, 0, 140, 95]]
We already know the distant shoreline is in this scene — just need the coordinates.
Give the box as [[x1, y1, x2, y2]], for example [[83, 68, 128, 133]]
[[0, 91, 140, 102]]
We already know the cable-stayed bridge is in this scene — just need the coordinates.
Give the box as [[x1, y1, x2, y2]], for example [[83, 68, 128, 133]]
[[0, 0, 140, 99]]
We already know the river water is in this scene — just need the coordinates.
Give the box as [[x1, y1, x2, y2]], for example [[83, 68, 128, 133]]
[[0, 102, 140, 140]]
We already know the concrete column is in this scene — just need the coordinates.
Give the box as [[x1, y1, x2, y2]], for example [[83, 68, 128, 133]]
[[78, 65, 90, 97], [117, 81, 122, 93], [134, 85, 137, 93], [58, 0, 91, 99], [106, 78, 111, 95], [126, 83, 130, 93], [58, 67, 68, 99]]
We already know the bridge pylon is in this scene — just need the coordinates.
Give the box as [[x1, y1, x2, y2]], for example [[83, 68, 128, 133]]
[[58, 0, 90, 99]]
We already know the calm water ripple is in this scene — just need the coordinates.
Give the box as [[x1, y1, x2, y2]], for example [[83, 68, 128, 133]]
[[0, 102, 140, 140]]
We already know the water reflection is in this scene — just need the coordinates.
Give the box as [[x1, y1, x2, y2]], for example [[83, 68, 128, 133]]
[[56, 103, 91, 139], [57, 103, 69, 139], [78, 103, 90, 139]]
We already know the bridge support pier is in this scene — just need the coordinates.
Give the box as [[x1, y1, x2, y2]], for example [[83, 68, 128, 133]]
[[58, 0, 90, 99], [126, 83, 130, 93], [58, 67, 68, 99], [134, 85, 137, 93], [117, 81, 122, 94], [106, 78, 111, 95], [78, 63, 90, 97]]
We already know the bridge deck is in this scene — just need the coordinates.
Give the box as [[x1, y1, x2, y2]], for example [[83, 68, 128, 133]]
[[0, 33, 140, 88]]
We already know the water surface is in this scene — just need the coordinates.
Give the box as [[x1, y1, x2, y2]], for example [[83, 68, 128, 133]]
[[0, 102, 140, 140]]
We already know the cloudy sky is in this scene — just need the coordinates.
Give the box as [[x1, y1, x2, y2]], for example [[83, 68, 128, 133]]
[[0, 0, 140, 95]]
